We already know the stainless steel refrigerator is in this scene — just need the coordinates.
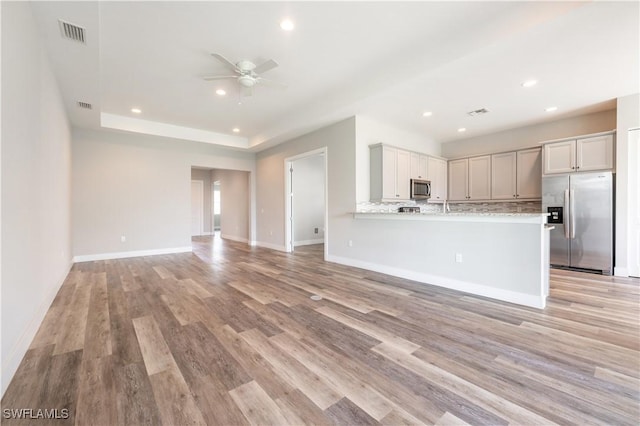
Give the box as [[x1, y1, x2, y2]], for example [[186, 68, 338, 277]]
[[542, 171, 614, 275]]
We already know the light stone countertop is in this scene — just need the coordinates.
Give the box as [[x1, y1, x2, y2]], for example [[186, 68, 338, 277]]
[[352, 211, 549, 224]]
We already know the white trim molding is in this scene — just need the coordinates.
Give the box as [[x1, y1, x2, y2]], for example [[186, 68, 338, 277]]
[[326, 254, 546, 309], [220, 234, 249, 244], [253, 241, 287, 252], [73, 246, 192, 263], [294, 238, 324, 247]]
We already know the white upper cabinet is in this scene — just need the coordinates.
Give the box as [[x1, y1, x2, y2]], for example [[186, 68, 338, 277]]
[[396, 149, 411, 200], [543, 133, 614, 174], [491, 152, 517, 200], [468, 156, 491, 200], [427, 156, 447, 202], [370, 144, 411, 201], [516, 148, 542, 199], [448, 158, 468, 201], [409, 153, 428, 180], [449, 156, 492, 201], [576, 134, 614, 172], [491, 148, 541, 200]]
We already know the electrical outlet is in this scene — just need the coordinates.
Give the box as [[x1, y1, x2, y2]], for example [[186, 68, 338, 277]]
[[269, 230, 273, 236], [121, 235, 126, 243], [314, 227, 319, 234], [455, 253, 463, 263], [348, 240, 353, 247]]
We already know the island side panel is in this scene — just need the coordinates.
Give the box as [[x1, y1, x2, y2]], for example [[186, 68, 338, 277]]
[[328, 218, 547, 308]]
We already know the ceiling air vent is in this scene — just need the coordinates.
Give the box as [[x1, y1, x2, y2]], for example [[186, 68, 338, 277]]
[[59, 20, 86, 44], [77, 101, 92, 110], [467, 108, 490, 117]]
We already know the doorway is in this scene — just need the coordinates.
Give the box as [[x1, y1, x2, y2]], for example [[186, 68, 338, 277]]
[[285, 148, 328, 256], [191, 180, 204, 236], [212, 180, 221, 234]]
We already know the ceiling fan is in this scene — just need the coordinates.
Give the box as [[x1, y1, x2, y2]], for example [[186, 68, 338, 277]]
[[203, 53, 287, 97]]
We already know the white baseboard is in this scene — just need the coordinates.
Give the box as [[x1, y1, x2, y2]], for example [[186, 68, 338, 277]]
[[73, 246, 192, 262], [294, 238, 324, 247], [253, 241, 287, 252], [2, 261, 73, 396], [325, 254, 546, 309], [614, 267, 629, 277], [220, 234, 248, 244]]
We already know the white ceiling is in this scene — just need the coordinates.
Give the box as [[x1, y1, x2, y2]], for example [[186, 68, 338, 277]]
[[30, 1, 639, 152]]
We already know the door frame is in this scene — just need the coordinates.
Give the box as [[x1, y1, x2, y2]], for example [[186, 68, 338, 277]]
[[284, 147, 328, 258], [191, 179, 204, 236]]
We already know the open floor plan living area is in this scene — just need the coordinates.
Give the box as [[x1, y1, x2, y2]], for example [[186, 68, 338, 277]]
[[2, 1, 639, 425]]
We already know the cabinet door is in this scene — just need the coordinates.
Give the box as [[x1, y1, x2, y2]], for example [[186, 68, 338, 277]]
[[409, 153, 420, 179], [469, 155, 491, 200], [427, 157, 446, 202], [448, 159, 468, 201], [544, 140, 575, 174], [396, 149, 411, 199], [491, 152, 516, 200], [418, 155, 429, 180], [516, 148, 542, 199], [381, 146, 397, 199], [577, 134, 614, 171]]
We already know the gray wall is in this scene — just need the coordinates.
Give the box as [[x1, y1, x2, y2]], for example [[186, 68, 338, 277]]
[[256, 117, 356, 253], [441, 109, 617, 158], [211, 169, 250, 243], [615, 93, 640, 276], [292, 154, 326, 245], [191, 168, 213, 234], [72, 128, 255, 257], [1, 2, 73, 395]]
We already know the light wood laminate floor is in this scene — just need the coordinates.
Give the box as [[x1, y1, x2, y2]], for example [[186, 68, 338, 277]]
[[2, 235, 639, 425]]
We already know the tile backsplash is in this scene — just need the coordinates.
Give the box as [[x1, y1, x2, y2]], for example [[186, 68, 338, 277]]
[[356, 200, 542, 213]]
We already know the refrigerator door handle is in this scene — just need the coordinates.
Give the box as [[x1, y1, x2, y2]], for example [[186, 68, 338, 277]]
[[570, 189, 576, 239], [564, 189, 570, 239]]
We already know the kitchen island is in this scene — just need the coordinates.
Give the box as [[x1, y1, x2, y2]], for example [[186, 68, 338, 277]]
[[332, 212, 550, 308]]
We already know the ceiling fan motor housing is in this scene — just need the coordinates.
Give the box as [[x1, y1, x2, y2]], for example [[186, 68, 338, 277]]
[[238, 75, 257, 87]]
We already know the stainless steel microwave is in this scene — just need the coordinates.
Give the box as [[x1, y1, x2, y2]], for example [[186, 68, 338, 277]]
[[410, 179, 431, 200]]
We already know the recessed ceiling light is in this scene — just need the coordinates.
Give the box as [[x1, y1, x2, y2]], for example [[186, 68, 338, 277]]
[[232, 128, 240, 133], [458, 127, 466, 132], [422, 111, 433, 117], [521, 80, 537, 88], [131, 108, 141, 114], [545, 106, 558, 112], [215, 89, 226, 96], [280, 18, 294, 31]]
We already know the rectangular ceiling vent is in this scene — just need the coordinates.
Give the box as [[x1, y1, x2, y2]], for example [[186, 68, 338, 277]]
[[467, 108, 490, 117], [59, 20, 86, 44], [77, 101, 92, 110]]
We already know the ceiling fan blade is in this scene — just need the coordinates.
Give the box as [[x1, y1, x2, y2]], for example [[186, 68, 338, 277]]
[[253, 59, 279, 75], [210, 53, 238, 72], [257, 77, 287, 89], [202, 75, 237, 81]]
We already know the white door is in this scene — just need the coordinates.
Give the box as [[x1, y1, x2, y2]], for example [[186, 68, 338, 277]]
[[516, 148, 542, 199], [191, 180, 203, 236], [469, 155, 491, 200], [396, 149, 411, 200], [491, 152, 516, 200], [577, 134, 614, 172], [448, 158, 468, 201], [544, 140, 575, 174], [629, 129, 640, 277]]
